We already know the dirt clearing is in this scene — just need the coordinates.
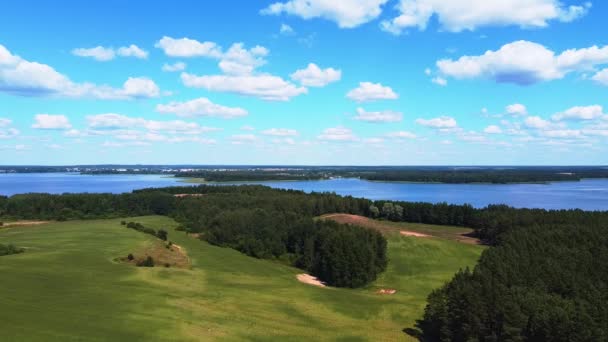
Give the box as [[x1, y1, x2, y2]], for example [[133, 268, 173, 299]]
[[296, 274, 326, 287], [1, 221, 50, 228], [400, 231, 432, 238]]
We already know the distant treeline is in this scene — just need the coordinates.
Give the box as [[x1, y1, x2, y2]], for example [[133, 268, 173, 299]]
[[174, 167, 608, 184], [1, 185, 608, 337], [174, 170, 332, 181]]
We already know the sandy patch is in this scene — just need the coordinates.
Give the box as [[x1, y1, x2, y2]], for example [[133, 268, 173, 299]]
[[297, 273, 326, 287], [174, 194, 205, 198], [2, 221, 50, 227], [377, 288, 397, 295], [400, 231, 432, 238]]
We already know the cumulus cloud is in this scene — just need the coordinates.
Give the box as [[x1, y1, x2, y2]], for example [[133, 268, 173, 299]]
[[381, 0, 591, 35], [156, 97, 248, 119], [484, 125, 503, 134], [506, 103, 528, 116], [290, 63, 341, 87], [181, 73, 307, 101], [386, 131, 417, 139], [436, 40, 608, 85], [72, 44, 148, 61], [416, 116, 457, 129], [0, 44, 160, 99], [592, 68, 608, 85], [32, 114, 72, 130], [162, 62, 186, 72], [552, 105, 605, 121], [524, 116, 553, 129], [116, 45, 148, 59], [280, 23, 295, 35], [231, 134, 258, 144], [155, 36, 222, 58], [317, 127, 357, 141], [86, 113, 219, 135], [261, 128, 298, 136], [353, 107, 402, 123], [0, 119, 19, 139], [431, 77, 447, 86], [346, 82, 398, 102], [261, 0, 389, 28]]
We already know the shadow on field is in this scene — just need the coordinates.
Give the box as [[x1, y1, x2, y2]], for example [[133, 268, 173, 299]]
[[403, 326, 423, 341]]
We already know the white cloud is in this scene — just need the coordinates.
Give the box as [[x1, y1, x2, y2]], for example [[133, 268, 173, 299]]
[[72, 46, 115, 61], [591, 68, 608, 85], [354, 107, 402, 123], [72, 45, 148, 61], [261, 0, 389, 28], [121, 77, 160, 98], [155, 36, 222, 58], [231, 134, 258, 144], [318, 127, 357, 141], [181, 73, 307, 101], [280, 23, 295, 35], [552, 105, 605, 121], [524, 116, 553, 129], [0, 127, 19, 139], [386, 131, 417, 139], [162, 62, 186, 72], [64, 129, 85, 138], [432, 77, 447, 86], [261, 128, 298, 136], [290, 63, 341, 87], [32, 114, 72, 130], [156, 97, 248, 119], [381, 0, 590, 35], [218, 43, 268, 75], [241, 125, 255, 131], [0, 118, 11, 127], [437, 40, 608, 85], [484, 125, 503, 134], [416, 116, 457, 129], [540, 129, 583, 138], [0, 44, 160, 99], [116, 45, 148, 59], [364, 137, 385, 144], [506, 103, 528, 116], [346, 82, 398, 102]]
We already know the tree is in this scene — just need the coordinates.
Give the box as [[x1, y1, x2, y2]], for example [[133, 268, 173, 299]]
[[156, 229, 168, 241], [369, 205, 380, 218]]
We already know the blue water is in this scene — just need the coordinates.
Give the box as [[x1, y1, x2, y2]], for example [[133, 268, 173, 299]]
[[1, 173, 607, 210], [0, 173, 180, 196]]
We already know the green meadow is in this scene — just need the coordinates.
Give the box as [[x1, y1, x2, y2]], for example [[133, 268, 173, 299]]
[[0, 216, 483, 341]]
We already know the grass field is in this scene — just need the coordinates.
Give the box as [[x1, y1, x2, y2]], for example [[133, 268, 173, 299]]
[[0, 216, 484, 341]]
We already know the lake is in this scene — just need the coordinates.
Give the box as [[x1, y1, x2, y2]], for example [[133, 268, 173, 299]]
[[0, 173, 607, 210]]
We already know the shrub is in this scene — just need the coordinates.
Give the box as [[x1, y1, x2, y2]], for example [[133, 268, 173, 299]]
[[127, 253, 134, 261], [0, 243, 25, 256], [156, 229, 168, 241], [136, 256, 154, 267], [120, 221, 126, 225]]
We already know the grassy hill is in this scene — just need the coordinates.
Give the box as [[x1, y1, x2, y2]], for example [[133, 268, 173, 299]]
[[0, 216, 483, 341]]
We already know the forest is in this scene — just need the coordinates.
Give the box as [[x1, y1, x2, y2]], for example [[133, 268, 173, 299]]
[[1, 184, 607, 338]]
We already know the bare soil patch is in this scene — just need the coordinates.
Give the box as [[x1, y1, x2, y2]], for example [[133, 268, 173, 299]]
[[296, 273, 326, 287], [400, 231, 432, 238], [120, 241, 190, 269], [174, 194, 205, 198], [2, 221, 50, 228], [320, 213, 481, 244], [377, 288, 397, 295]]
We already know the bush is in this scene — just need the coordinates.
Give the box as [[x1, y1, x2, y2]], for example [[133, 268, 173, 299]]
[[127, 253, 134, 261], [136, 256, 154, 267], [156, 229, 168, 241], [120, 221, 126, 225], [0, 243, 25, 256]]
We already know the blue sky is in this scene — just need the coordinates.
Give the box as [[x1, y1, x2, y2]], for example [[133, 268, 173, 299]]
[[1, 0, 607, 165]]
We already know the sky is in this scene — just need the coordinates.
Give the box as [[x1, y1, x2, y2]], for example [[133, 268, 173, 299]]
[[0, 0, 607, 165]]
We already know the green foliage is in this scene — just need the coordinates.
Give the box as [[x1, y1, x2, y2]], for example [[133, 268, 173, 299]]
[[156, 229, 168, 241], [419, 223, 608, 341], [136, 256, 154, 267], [0, 243, 24, 256], [127, 253, 134, 261]]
